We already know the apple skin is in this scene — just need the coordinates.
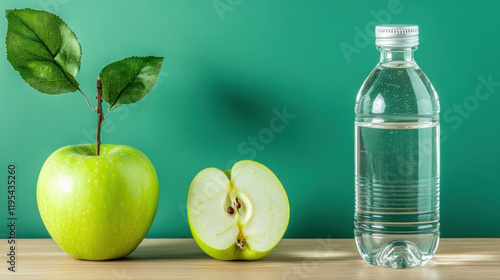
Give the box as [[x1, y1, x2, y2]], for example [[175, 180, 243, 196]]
[[37, 144, 159, 260], [190, 227, 274, 260]]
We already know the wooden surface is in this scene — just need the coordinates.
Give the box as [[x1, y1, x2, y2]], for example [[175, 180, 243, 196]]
[[1, 238, 499, 280]]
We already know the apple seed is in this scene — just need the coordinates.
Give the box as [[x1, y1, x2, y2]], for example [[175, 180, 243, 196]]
[[227, 206, 235, 215], [235, 197, 241, 209]]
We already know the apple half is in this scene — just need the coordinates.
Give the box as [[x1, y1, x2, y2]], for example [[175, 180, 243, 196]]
[[187, 160, 290, 260]]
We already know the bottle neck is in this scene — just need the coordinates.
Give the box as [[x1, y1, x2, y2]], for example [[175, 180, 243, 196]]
[[378, 46, 417, 67]]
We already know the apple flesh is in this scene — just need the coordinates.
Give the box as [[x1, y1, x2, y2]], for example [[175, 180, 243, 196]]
[[37, 144, 159, 260], [187, 160, 290, 260]]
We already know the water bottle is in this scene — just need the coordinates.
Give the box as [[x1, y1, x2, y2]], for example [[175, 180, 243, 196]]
[[354, 25, 440, 268]]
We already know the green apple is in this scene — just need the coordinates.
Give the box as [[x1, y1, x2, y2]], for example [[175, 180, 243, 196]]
[[187, 160, 289, 260], [37, 144, 159, 260]]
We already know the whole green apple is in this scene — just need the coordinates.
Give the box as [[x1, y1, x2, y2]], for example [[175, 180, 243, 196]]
[[37, 144, 159, 260]]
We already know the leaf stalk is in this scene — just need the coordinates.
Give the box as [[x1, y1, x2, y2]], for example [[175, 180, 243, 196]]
[[78, 88, 97, 111]]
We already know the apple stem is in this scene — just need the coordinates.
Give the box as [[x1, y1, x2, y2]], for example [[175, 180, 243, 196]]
[[95, 77, 104, 156]]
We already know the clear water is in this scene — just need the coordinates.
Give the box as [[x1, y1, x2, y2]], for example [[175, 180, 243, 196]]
[[354, 46, 440, 268], [355, 121, 440, 268]]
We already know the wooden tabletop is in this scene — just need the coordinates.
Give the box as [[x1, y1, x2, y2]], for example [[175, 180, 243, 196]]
[[1, 238, 499, 280]]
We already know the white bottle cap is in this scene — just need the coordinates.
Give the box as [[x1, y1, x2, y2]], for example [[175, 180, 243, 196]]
[[375, 25, 419, 47]]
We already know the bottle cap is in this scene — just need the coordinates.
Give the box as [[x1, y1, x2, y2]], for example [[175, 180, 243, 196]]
[[375, 25, 419, 47]]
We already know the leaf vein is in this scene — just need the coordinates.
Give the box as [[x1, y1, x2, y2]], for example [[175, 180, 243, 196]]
[[11, 12, 79, 91], [109, 60, 150, 109]]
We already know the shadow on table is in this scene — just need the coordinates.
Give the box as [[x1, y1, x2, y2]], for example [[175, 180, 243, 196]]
[[123, 239, 210, 261]]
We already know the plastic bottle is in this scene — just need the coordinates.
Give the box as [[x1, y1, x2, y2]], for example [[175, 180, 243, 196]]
[[354, 25, 440, 268]]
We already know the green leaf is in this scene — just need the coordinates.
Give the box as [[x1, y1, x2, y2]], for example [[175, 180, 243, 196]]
[[100, 56, 164, 110], [5, 8, 82, 94]]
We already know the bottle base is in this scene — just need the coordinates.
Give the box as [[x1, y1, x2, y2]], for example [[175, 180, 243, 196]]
[[355, 231, 439, 268]]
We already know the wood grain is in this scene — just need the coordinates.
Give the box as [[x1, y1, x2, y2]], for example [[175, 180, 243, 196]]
[[1, 238, 499, 280]]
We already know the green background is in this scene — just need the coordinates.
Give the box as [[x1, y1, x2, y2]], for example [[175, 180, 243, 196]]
[[1, 0, 499, 239]]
